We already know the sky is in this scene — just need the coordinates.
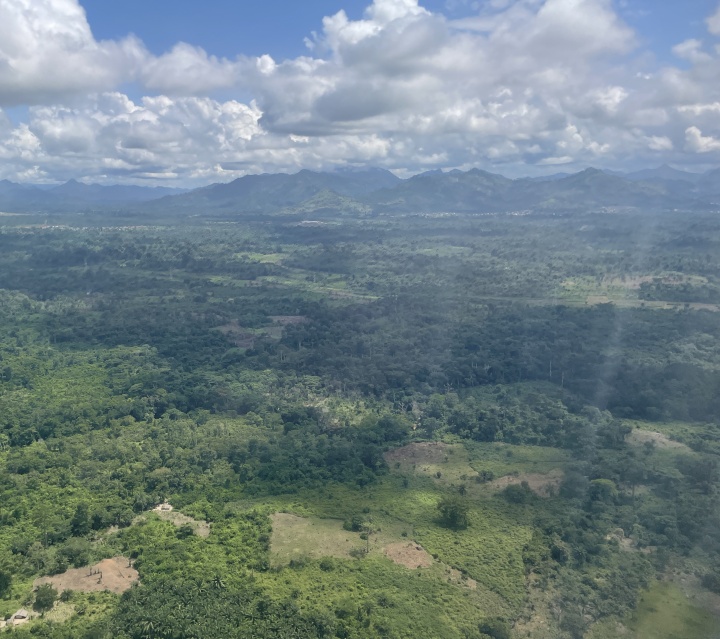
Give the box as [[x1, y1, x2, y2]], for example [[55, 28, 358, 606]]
[[1, 0, 720, 186]]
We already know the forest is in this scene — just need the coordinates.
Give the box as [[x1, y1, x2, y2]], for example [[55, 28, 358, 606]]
[[0, 203, 719, 639]]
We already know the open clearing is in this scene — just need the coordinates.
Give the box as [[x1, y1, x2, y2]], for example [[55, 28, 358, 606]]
[[34, 557, 138, 594], [384, 441, 476, 485], [384, 441, 454, 466], [386, 441, 564, 497], [627, 429, 690, 452], [270, 513, 360, 565], [383, 542, 433, 569], [143, 503, 211, 537], [271, 512, 482, 592], [625, 581, 718, 639], [487, 469, 564, 497]]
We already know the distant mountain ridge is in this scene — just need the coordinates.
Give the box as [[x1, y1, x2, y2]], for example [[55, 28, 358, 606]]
[[0, 180, 187, 212], [0, 165, 718, 215], [147, 168, 401, 213]]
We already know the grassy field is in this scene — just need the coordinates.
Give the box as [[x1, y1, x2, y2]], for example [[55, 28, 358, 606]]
[[622, 581, 718, 639]]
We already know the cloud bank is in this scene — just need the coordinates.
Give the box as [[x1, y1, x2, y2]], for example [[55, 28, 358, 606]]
[[1, 0, 720, 185]]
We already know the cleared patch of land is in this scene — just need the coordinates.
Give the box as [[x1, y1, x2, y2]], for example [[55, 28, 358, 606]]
[[487, 469, 564, 497], [383, 542, 433, 569], [270, 513, 359, 565], [384, 441, 453, 466], [270, 512, 481, 593], [386, 441, 566, 498], [625, 582, 718, 639], [149, 503, 211, 537], [34, 557, 138, 595], [627, 429, 690, 452]]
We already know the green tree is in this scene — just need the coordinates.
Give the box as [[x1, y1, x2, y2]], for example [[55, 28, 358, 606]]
[[479, 617, 511, 639], [437, 493, 469, 529], [0, 570, 11, 598], [33, 583, 58, 613], [71, 502, 91, 536]]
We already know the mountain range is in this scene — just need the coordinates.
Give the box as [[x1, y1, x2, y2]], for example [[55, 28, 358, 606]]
[[0, 180, 187, 213], [1, 165, 718, 216]]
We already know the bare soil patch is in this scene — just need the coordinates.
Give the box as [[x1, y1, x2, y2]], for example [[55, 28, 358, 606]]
[[627, 429, 690, 451], [383, 542, 433, 569], [487, 469, 564, 497], [34, 557, 138, 595], [384, 441, 452, 466]]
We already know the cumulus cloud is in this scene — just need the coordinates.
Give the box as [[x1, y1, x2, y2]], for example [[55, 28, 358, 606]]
[[139, 43, 241, 95], [0, 94, 264, 183], [0, 0, 145, 106], [0, 0, 244, 106], [1, 0, 720, 183], [707, 3, 720, 35], [685, 126, 720, 153]]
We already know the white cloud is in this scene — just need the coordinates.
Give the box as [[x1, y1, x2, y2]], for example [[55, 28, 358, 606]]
[[707, 3, 720, 35], [1, 0, 720, 183], [646, 136, 673, 151], [0, 0, 145, 106], [0, 94, 264, 183], [685, 126, 720, 153], [139, 44, 240, 94], [538, 155, 574, 165], [672, 39, 712, 64]]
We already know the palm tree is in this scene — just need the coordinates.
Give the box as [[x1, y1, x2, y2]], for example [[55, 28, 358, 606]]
[[139, 619, 156, 638]]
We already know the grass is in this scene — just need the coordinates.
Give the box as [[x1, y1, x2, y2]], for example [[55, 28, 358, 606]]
[[258, 556, 504, 639], [465, 441, 571, 477], [624, 581, 718, 639], [269, 513, 362, 566], [250, 470, 534, 614]]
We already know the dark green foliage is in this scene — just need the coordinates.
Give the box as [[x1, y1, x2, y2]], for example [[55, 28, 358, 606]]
[[502, 482, 535, 504], [33, 583, 58, 613], [111, 578, 324, 639], [343, 514, 365, 532], [0, 208, 719, 637], [478, 617, 511, 639], [701, 567, 720, 594], [0, 570, 11, 598], [437, 493, 469, 529]]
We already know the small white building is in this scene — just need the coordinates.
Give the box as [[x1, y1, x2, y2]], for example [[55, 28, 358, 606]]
[[12, 608, 30, 626]]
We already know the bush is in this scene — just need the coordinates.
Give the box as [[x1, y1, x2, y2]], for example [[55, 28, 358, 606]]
[[0, 571, 11, 598], [702, 571, 720, 594], [479, 617, 511, 639], [502, 482, 534, 504], [343, 514, 364, 532], [437, 493, 469, 529]]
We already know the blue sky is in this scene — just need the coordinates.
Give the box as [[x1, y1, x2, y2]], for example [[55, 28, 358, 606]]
[[80, 0, 715, 63], [1, 0, 720, 185]]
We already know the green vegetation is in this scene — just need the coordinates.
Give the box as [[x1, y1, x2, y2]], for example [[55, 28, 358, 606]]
[[0, 206, 718, 638], [619, 582, 718, 639]]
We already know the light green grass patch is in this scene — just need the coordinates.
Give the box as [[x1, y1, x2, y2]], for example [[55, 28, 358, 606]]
[[624, 581, 718, 639], [259, 475, 531, 614], [258, 556, 505, 639], [234, 252, 285, 264], [465, 441, 571, 477], [270, 513, 362, 565]]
